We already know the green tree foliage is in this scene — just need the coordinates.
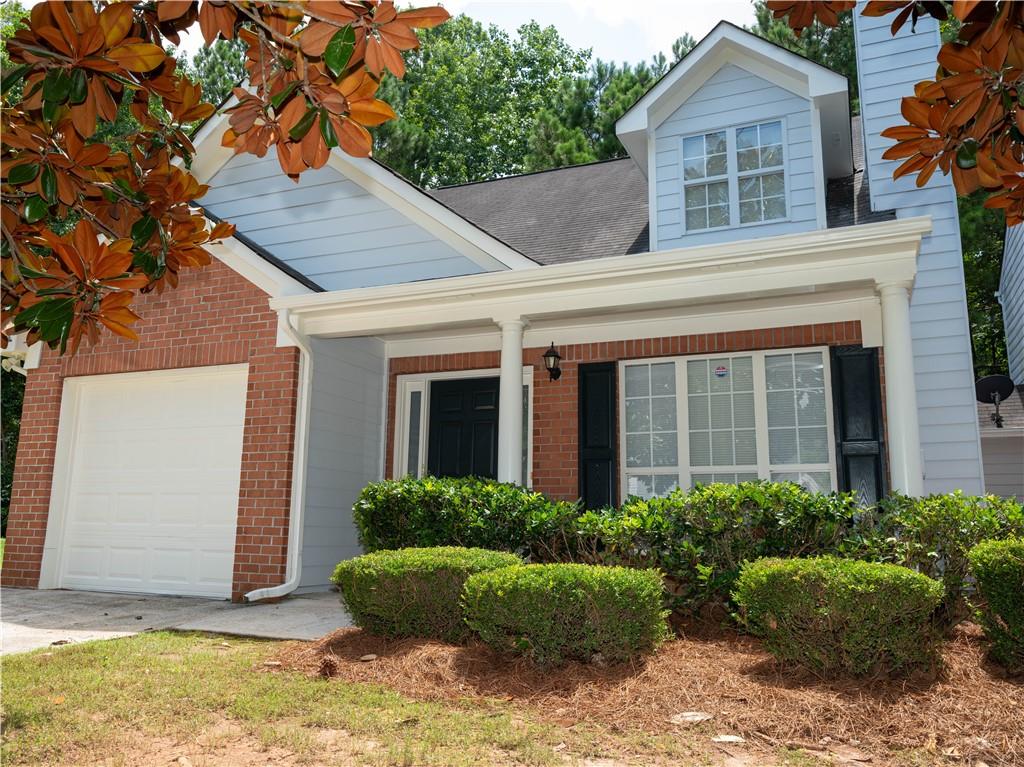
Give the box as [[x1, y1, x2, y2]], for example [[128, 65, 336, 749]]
[[959, 193, 1009, 377], [523, 36, 694, 172], [372, 17, 589, 186], [181, 39, 247, 108], [748, 0, 858, 113], [1, 368, 25, 534]]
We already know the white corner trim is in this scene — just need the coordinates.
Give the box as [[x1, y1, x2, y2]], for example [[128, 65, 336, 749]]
[[810, 102, 828, 230]]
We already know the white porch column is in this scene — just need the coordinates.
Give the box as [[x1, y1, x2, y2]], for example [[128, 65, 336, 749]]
[[496, 318, 525, 484], [878, 281, 924, 495]]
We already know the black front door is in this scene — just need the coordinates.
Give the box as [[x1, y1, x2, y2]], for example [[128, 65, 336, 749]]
[[427, 377, 500, 479], [579, 362, 617, 508]]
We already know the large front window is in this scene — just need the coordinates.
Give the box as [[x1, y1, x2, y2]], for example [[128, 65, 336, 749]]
[[681, 119, 788, 232], [621, 347, 836, 499]]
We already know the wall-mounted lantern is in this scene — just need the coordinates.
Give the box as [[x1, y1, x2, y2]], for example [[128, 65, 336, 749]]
[[543, 342, 562, 381]]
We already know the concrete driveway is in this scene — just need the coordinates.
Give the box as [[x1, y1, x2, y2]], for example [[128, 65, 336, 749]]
[[0, 588, 351, 655]]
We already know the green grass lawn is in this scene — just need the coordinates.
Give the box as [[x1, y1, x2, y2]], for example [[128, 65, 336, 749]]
[[0, 632, 728, 767]]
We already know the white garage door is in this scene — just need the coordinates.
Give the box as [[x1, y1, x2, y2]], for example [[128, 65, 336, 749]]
[[58, 365, 248, 598]]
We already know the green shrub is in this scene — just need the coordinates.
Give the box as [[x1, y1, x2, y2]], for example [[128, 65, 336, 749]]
[[353, 476, 578, 558], [734, 556, 943, 677], [462, 563, 669, 665], [574, 481, 860, 614], [861, 492, 1024, 627], [332, 547, 522, 642], [969, 538, 1024, 672]]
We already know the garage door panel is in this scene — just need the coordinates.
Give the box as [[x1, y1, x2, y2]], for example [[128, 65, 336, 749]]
[[59, 366, 248, 598]]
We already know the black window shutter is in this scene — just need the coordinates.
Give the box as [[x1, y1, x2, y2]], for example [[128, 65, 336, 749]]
[[578, 362, 616, 509], [830, 345, 887, 505]]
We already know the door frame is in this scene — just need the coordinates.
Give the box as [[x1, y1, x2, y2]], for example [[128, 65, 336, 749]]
[[393, 366, 534, 485], [37, 364, 249, 591]]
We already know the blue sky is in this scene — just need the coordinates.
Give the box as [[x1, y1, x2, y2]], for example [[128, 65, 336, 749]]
[[171, 1, 758, 65]]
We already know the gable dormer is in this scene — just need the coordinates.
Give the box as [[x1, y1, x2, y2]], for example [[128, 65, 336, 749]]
[[616, 23, 851, 251]]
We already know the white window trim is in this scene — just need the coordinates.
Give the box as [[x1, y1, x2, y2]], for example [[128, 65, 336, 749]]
[[393, 367, 534, 486], [617, 346, 837, 502], [680, 116, 790, 234]]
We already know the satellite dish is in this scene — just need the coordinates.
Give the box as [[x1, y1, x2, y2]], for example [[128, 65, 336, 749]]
[[976, 374, 1015, 428]]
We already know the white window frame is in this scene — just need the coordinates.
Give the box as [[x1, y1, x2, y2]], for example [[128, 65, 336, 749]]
[[617, 346, 837, 502], [679, 116, 790, 234], [393, 367, 534, 486], [681, 130, 731, 233]]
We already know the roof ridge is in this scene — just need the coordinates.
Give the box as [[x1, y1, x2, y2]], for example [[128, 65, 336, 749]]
[[432, 156, 635, 191]]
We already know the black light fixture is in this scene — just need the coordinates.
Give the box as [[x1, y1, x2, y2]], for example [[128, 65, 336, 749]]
[[542, 342, 562, 381]]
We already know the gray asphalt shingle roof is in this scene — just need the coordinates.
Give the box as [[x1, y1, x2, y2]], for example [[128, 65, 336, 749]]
[[431, 117, 893, 266]]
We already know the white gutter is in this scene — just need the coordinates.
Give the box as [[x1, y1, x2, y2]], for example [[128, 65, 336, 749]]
[[243, 309, 314, 602]]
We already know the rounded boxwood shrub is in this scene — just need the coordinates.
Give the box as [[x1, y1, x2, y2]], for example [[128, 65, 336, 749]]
[[332, 547, 522, 642], [969, 538, 1024, 673], [352, 476, 579, 558], [462, 563, 669, 665], [734, 556, 943, 677]]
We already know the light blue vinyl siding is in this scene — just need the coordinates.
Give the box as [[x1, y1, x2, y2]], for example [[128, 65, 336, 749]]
[[853, 8, 983, 494], [653, 64, 818, 249], [298, 336, 385, 591], [201, 153, 486, 291], [1001, 225, 1024, 383]]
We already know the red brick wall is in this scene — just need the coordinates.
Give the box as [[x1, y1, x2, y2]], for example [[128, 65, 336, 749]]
[[385, 321, 865, 501], [3, 260, 298, 601]]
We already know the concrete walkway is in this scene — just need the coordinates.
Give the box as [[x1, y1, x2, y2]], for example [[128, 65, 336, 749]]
[[0, 588, 351, 655]]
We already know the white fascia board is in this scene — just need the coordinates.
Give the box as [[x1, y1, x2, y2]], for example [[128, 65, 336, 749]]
[[325, 153, 539, 272], [207, 236, 312, 299], [273, 216, 931, 338], [616, 23, 847, 141], [187, 108, 538, 276]]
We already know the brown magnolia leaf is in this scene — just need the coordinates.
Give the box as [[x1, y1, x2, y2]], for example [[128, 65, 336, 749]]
[[349, 98, 396, 127], [158, 0, 194, 22], [937, 42, 982, 73], [97, 2, 134, 47], [337, 117, 372, 157], [396, 6, 452, 28], [299, 20, 338, 57], [900, 97, 933, 129], [107, 43, 167, 72]]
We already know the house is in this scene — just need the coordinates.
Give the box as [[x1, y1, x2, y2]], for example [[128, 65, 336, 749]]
[[3, 12, 987, 602], [978, 225, 1024, 500]]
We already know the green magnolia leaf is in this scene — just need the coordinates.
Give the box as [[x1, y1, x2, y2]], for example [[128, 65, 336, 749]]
[[1, 63, 31, 96], [956, 140, 978, 169], [288, 107, 318, 141], [23, 194, 49, 223], [40, 165, 57, 203], [269, 81, 300, 111], [14, 295, 75, 331], [324, 25, 356, 78], [132, 250, 158, 275], [42, 69, 71, 104], [68, 68, 88, 104], [131, 214, 158, 247], [8, 162, 39, 186], [319, 109, 338, 149], [41, 99, 59, 122]]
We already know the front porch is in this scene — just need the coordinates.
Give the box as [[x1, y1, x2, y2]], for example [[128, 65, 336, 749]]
[[286, 217, 931, 589]]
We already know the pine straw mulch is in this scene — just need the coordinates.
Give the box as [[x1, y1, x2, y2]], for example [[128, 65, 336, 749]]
[[272, 622, 1023, 767]]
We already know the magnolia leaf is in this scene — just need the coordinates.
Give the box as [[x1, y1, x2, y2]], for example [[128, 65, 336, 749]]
[[23, 195, 49, 223], [1, 63, 30, 95], [97, 2, 134, 47], [319, 109, 338, 149], [269, 81, 300, 111], [68, 68, 88, 104], [324, 25, 356, 77], [107, 43, 166, 72], [42, 69, 71, 104], [288, 108, 318, 141], [8, 162, 40, 185], [131, 215, 158, 247], [40, 165, 57, 203]]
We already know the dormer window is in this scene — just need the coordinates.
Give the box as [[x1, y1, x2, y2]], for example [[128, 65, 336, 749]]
[[737, 121, 786, 224], [680, 119, 788, 232]]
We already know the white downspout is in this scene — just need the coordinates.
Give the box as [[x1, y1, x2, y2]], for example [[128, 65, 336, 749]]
[[244, 309, 314, 602]]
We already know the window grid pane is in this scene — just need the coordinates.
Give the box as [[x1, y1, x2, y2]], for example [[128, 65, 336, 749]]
[[624, 361, 679, 498], [686, 356, 757, 475], [736, 120, 785, 224], [765, 351, 832, 483], [683, 129, 729, 231]]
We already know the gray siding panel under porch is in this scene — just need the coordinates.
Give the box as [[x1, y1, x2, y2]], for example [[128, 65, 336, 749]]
[[853, 7, 983, 493], [653, 64, 819, 250], [200, 153, 486, 291], [298, 337, 386, 591]]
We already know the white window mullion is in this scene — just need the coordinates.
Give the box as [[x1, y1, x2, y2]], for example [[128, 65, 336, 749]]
[[726, 127, 740, 228], [752, 353, 771, 481], [675, 359, 691, 490]]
